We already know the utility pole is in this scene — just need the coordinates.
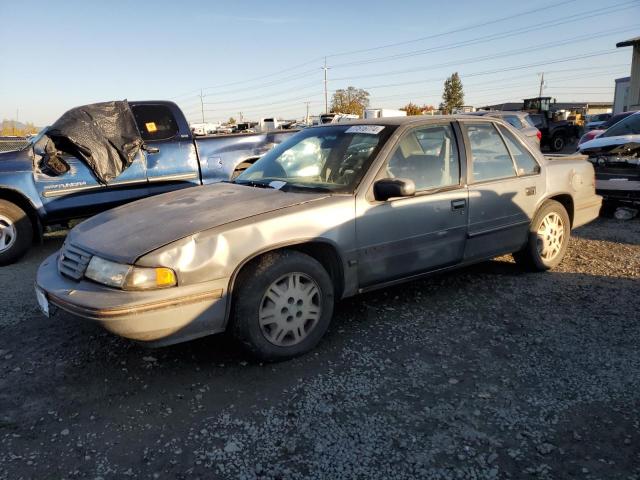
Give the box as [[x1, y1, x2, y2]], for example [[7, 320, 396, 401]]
[[238, 112, 243, 122], [322, 57, 330, 114], [304, 101, 310, 125], [199, 89, 205, 123], [538, 72, 545, 98]]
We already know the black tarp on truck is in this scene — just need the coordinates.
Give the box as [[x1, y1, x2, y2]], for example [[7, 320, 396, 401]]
[[34, 100, 143, 184]]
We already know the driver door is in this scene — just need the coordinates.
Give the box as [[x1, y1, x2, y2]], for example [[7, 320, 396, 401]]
[[355, 122, 468, 287]]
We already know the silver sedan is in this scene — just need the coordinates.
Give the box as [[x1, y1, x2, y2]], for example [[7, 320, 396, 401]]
[[36, 116, 601, 360]]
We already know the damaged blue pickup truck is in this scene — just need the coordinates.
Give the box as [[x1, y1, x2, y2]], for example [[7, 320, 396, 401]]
[[0, 100, 293, 264]]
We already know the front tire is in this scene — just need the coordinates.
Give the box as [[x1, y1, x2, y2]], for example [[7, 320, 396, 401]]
[[0, 200, 33, 266], [230, 250, 335, 361], [513, 200, 570, 271]]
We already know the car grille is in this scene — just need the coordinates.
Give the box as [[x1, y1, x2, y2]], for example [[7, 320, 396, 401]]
[[58, 243, 93, 280]]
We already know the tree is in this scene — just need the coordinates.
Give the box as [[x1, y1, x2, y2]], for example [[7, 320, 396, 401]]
[[400, 102, 423, 116], [441, 72, 464, 114], [330, 86, 370, 116], [228, 117, 236, 125]]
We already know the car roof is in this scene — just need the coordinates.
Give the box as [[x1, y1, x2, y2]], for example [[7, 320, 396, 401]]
[[472, 110, 528, 117], [323, 114, 500, 127]]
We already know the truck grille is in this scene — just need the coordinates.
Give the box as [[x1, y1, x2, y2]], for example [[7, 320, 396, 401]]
[[58, 243, 93, 280]]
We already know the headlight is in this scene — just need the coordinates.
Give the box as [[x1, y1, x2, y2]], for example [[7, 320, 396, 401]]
[[85, 256, 176, 290]]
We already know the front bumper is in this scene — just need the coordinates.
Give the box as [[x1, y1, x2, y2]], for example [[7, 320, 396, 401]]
[[596, 179, 640, 203], [36, 253, 230, 346]]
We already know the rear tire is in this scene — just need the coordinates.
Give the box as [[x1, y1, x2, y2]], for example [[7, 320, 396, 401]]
[[513, 200, 570, 271], [551, 133, 566, 152], [230, 250, 334, 361], [0, 200, 33, 266]]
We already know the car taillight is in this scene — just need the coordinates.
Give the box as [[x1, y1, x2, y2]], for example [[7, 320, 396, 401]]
[[536, 130, 542, 141]]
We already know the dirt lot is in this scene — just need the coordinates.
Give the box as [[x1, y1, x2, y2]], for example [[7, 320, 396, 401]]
[[1, 216, 639, 479]]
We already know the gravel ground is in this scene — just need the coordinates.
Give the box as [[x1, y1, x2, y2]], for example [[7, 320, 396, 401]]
[[1, 216, 639, 479]]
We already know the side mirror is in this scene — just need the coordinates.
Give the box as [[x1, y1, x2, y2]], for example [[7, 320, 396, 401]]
[[142, 144, 160, 154], [373, 178, 416, 201]]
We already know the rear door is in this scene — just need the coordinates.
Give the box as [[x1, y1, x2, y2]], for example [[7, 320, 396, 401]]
[[461, 121, 543, 261], [131, 103, 200, 194]]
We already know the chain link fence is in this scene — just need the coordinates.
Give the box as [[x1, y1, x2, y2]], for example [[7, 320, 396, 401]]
[[0, 138, 30, 153]]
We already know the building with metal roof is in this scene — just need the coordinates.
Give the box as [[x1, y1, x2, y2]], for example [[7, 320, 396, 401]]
[[616, 36, 640, 111]]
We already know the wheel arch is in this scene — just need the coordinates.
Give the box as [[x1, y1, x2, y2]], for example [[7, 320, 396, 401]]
[[223, 239, 346, 327], [0, 187, 42, 242], [540, 193, 574, 227]]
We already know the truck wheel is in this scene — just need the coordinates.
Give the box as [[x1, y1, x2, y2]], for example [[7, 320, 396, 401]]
[[551, 134, 566, 152], [513, 200, 570, 272], [230, 250, 334, 361], [0, 200, 33, 266]]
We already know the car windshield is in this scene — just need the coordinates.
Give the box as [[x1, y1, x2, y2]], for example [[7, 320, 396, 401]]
[[601, 113, 640, 138], [235, 124, 395, 193], [601, 112, 632, 130]]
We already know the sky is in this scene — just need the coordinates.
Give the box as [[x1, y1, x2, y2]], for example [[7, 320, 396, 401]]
[[0, 0, 638, 126]]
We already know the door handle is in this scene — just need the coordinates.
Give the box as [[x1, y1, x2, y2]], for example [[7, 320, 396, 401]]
[[525, 186, 536, 196], [451, 199, 466, 211], [142, 144, 160, 154]]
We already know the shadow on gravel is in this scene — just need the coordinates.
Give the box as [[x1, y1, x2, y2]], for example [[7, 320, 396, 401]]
[[572, 218, 640, 246]]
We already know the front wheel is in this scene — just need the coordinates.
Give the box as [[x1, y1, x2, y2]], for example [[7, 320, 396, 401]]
[[513, 200, 570, 271], [230, 250, 334, 361], [0, 200, 33, 266]]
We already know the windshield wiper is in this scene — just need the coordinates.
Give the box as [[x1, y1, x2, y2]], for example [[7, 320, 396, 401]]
[[233, 180, 275, 189], [281, 183, 332, 193]]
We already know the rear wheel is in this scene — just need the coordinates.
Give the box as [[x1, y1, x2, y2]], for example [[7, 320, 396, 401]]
[[513, 200, 570, 271], [230, 250, 334, 361], [0, 200, 33, 266], [551, 133, 566, 152]]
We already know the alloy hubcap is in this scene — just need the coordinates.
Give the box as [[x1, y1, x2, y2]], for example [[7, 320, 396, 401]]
[[537, 212, 564, 261], [259, 272, 322, 347], [0, 215, 16, 253]]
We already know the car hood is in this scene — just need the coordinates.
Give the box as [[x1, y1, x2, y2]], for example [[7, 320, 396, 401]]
[[0, 148, 33, 173], [579, 134, 640, 152], [68, 183, 329, 264]]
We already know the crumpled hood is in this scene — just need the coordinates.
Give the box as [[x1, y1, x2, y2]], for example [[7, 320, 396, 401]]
[[579, 134, 640, 152], [69, 183, 328, 264]]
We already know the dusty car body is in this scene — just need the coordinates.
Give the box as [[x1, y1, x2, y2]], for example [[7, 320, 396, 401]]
[[36, 116, 601, 360]]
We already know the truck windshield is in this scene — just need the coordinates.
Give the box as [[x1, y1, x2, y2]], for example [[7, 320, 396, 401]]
[[235, 125, 396, 193]]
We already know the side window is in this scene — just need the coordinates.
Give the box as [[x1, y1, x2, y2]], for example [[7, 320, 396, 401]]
[[497, 125, 540, 175], [466, 123, 516, 182], [503, 115, 523, 129], [131, 105, 179, 141], [386, 124, 460, 191]]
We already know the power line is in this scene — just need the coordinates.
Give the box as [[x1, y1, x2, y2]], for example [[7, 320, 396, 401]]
[[330, 1, 637, 69], [170, 0, 636, 101], [326, 0, 580, 58], [359, 49, 626, 90]]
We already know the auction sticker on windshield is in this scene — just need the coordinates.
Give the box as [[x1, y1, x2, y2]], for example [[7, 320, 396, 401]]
[[35, 286, 50, 317], [345, 125, 385, 135]]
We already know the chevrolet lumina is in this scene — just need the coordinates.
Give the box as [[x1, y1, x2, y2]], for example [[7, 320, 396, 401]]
[[36, 116, 602, 360]]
